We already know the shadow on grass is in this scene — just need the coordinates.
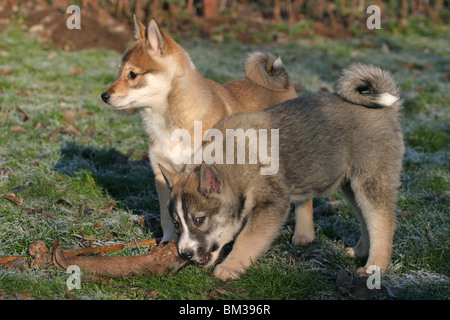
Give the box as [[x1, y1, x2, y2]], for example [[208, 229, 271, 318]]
[[54, 142, 163, 237]]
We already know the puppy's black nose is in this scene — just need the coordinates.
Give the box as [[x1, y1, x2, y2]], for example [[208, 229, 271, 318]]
[[179, 250, 194, 260], [101, 91, 110, 103]]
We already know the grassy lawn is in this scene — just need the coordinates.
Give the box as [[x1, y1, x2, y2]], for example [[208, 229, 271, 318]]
[[0, 24, 449, 300]]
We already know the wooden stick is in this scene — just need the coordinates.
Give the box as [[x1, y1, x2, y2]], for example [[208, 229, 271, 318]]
[[63, 238, 157, 256], [0, 255, 27, 264], [0, 239, 158, 264]]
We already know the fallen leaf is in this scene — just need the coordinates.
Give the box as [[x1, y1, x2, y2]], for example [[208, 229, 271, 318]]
[[24, 206, 43, 215], [10, 125, 26, 132], [57, 197, 72, 206], [12, 181, 32, 192], [93, 221, 104, 229], [60, 124, 81, 136], [13, 292, 33, 300], [100, 201, 117, 214], [69, 66, 84, 75], [0, 68, 13, 75], [17, 88, 31, 96], [85, 126, 95, 138], [81, 112, 96, 118], [64, 293, 78, 300], [207, 286, 247, 299], [41, 212, 56, 220], [49, 129, 59, 141], [63, 110, 78, 125], [1, 192, 23, 206], [137, 216, 145, 229], [16, 107, 30, 122], [141, 289, 160, 299], [29, 240, 51, 267], [445, 72, 450, 81]]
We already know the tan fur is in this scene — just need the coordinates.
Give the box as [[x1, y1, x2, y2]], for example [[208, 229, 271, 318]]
[[102, 18, 307, 241]]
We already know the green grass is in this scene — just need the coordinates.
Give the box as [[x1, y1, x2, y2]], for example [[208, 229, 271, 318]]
[[0, 24, 449, 300]]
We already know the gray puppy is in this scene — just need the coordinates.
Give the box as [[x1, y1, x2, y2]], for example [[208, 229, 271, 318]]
[[160, 63, 404, 281]]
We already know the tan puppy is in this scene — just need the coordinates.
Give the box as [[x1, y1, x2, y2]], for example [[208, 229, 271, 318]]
[[101, 17, 307, 241]]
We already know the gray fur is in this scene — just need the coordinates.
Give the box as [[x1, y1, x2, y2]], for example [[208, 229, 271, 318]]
[[163, 64, 405, 281]]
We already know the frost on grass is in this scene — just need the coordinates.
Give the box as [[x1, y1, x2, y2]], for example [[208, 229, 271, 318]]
[[385, 270, 449, 298], [403, 147, 449, 167]]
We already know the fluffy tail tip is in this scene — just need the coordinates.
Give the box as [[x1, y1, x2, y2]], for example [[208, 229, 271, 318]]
[[336, 63, 400, 108], [245, 51, 292, 91]]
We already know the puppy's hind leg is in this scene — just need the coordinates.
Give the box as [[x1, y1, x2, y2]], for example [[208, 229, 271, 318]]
[[214, 201, 290, 281], [341, 182, 369, 258], [349, 177, 398, 275], [292, 200, 315, 246]]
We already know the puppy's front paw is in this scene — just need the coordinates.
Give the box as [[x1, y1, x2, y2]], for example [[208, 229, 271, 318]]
[[213, 262, 244, 281], [292, 234, 314, 246]]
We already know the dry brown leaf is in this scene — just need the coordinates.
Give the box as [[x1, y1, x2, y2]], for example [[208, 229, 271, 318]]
[[81, 112, 96, 118], [93, 221, 104, 229], [29, 240, 52, 267], [12, 181, 32, 192], [60, 124, 81, 136], [1, 192, 23, 206], [69, 66, 84, 75], [207, 286, 247, 299], [143, 289, 160, 299], [100, 201, 117, 214], [17, 89, 31, 96], [0, 69, 13, 75], [16, 107, 30, 122], [24, 206, 43, 215], [85, 126, 95, 138], [63, 110, 78, 125], [49, 129, 59, 141], [10, 125, 26, 133]]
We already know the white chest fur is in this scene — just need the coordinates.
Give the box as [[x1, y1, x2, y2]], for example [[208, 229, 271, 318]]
[[140, 108, 189, 174]]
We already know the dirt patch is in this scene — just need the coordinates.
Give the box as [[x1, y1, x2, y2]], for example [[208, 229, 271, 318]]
[[0, 1, 132, 52], [26, 8, 133, 52]]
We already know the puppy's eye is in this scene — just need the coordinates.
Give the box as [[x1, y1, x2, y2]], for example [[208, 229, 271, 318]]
[[128, 71, 137, 80], [194, 217, 205, 227]]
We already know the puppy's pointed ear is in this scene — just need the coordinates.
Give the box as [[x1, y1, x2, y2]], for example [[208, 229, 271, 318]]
[[158, 164, 176, 191], [146, 19, 166, 56], [133, 14, 146, 40], [199, 163, 221, 197]]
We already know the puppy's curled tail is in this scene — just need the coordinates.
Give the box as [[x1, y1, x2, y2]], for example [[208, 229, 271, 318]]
[[245, 52, 292, 92], [335, 63, 401, 108]]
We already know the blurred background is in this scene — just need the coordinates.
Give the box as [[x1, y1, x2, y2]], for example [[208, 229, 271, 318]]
[[0, 0, 448, 52]]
